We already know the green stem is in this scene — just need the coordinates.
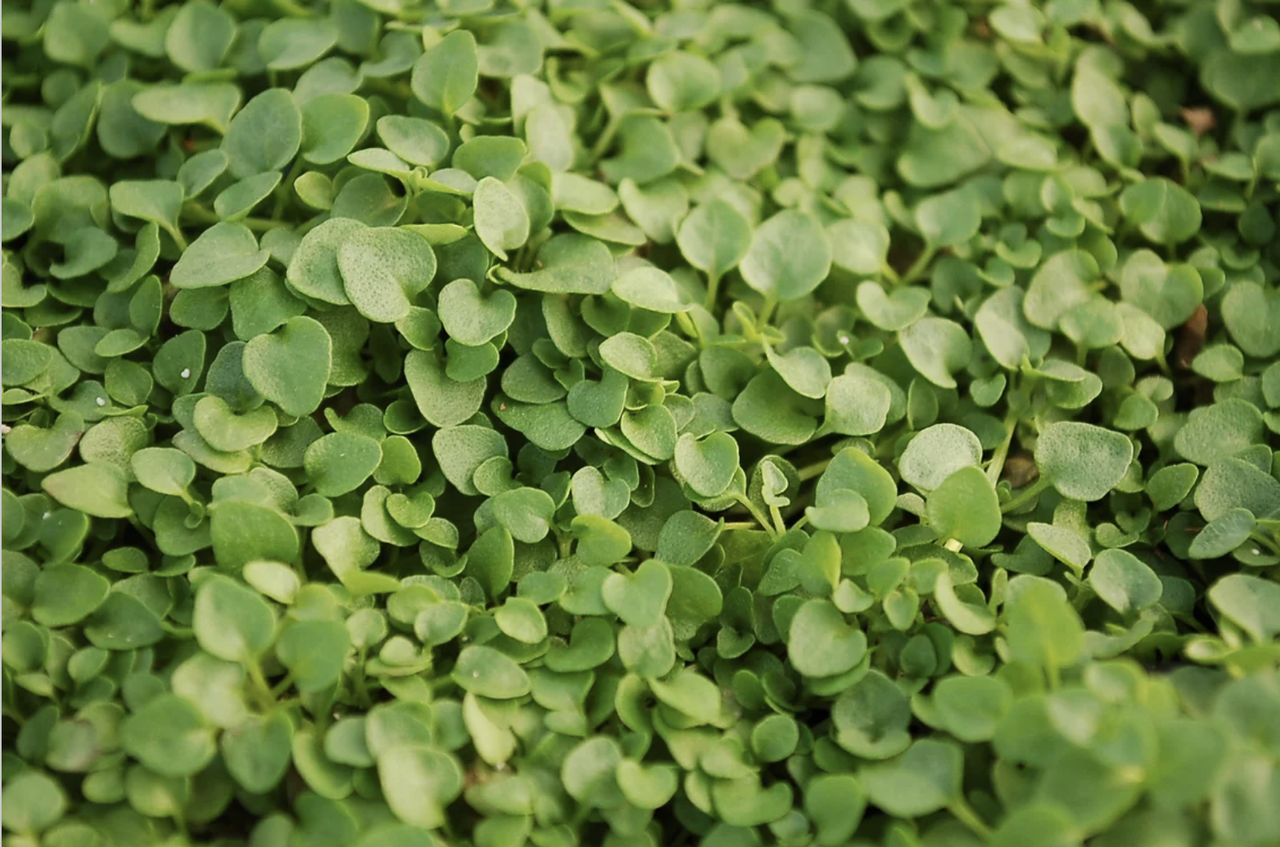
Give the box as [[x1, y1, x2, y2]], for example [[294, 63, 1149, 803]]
[[757, 295, 777, 326], [704, 270, 722, 310], [797, 458, 832, 482], [949, 797, 992, 839], [272, 156, 306, 221], [1154, 349, 1172, 377], [165, 223, 189, 252], [363, 78, 413, 101], [589, 114, 623, 163], [1249, 531, 1280, 556], [246, 659, 276, 711], [1000, 475, 1052, 514], [986, 412, 1018, 487], [768, 504, 787, 536], [734, 494, 778, 539], [722, 521, 760, 531], [900, 245, 937, 285], [271, 0, 313, 16], [270, 672, 295, 699], [182, 203, 292, 232]]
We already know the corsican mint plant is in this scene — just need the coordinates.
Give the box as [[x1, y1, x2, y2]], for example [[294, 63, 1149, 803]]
[[3, 0, 1280, 845]]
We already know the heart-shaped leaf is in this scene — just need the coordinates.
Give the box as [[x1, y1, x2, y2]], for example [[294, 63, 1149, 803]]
[[602, 560, 672, 628], [787, 599, 867, 678], [242, 316, 333, 417], [437, 279, 517, 347]]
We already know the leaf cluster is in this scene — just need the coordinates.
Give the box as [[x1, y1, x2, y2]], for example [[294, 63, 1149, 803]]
[[4, 0, 1280, 845]]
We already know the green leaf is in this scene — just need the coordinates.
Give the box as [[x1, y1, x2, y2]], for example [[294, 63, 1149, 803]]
[[120, 693, 217, 777], [934, 675, 1013, 742], [277, 618, 350, 693], [497, 234, 615, 295], [1, 771, 67, 834], [41, 462, 132, 518], [301, 94, 369, 165], [900, 317, 972, 389], [860, 739, 962, 818], [452, 645, 530, 699], [473, 177, 530, 261], [788, 599, 867, 678], [1208, 574, 1280, 642], [378, 746, 463, 829], [492, 487, 555, 543], [258, 18, 337, 70], [674, 432, 739, 498], [222, 88, 302, 180], [338, 227, 437, 323], [165, 0, 235, 72], [927, 466, 1001, 547], [916, 188, 981, 247], [1088, 549, 1162, 614], [109, 180, 184, 243], [377, 116, 450, 167], [1174, 399, 1264, 466], [170, 223, 270, 289], [1035, 422, 1134, 501], [647, 51, 721, 112], [740, 210, 832, 302], [411, 30, 479, 116], [304, 433, 383, 497], [31, 564, 109, 627], [222, 712, 293, 793], [676, 198, 752, 286], [193, 576, 276, 663], [1119, 250, 1204, 329], [805, 774, 867, 846], [1006, 578, 1084, 676], [242, 316, 333, 417], [601, 559, 670, 627], [1119, 177, 1202, 245], [573, 514, 633, 567]]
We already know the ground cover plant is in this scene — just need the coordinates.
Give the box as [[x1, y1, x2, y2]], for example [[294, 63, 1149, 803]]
[[3, 0, 1280, 844]]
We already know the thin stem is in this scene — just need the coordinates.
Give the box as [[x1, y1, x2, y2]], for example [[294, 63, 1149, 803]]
[[589, 114, 622, 163], [182, 203, 292, 232], [722, 521, 760, 531], [1248, 531, 1280, 556], [166, 224, 189, 252], [986, 412, 1018, 487], [246, 659, 276, 711], [1154, 349, 1172, 377], [272, 156, 306, 221], [797, 458, 832, 482], [757, 295, 777, 326], [899, 245, 937, 285], [704, 270, 722, 310], [949, 797, 993, 840], [270, 672, 295, 700], [1000, 475, 1052, 514], [733, 494, 778, 539], [768, 503, 787, 536]]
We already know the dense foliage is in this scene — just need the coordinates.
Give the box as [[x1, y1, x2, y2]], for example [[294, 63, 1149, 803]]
[[4, 0, 1280, 845]]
